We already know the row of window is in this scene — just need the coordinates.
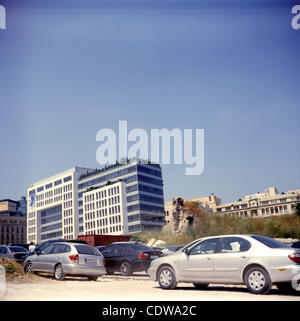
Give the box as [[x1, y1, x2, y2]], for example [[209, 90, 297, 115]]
[[0, 225, 25, 233], [127, 193, 164, 204], [85, 215, 122, 230], [78, 166, 137, 189], [41, 230, 63, 240], [41, 222, 62, 233], [85, 225, 122, 235], [32, 177, 72, 195], [127, 203, 165, 213]]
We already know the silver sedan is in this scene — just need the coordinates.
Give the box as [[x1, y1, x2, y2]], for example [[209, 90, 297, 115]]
[[24, 242, 106, 281], [148, 234, 300, 294]]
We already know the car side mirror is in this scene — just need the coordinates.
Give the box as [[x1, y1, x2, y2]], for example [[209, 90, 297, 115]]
[[36, 249, 41, 255], [184, 248, 190, 256]]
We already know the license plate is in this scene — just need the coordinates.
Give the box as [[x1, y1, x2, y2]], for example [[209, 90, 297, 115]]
[[85, 258, 97, 265], [150, 255, 158, 259]]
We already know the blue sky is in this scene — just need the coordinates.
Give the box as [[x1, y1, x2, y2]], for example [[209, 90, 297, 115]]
[[0, 0, 299, 203]]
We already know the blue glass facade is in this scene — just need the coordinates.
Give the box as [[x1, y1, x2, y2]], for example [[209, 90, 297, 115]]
[[77, 161, 165, 234], [40, 205, 62, 240]]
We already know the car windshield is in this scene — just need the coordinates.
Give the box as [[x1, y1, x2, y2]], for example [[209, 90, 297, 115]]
[[75, 245, 100, 256], [251, 235, 290, 248], [131, 244, 152, 251], [9, 247, 28, 253]]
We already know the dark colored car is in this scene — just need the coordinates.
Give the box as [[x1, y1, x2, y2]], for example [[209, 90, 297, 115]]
[[95, 246, 106, 253], [291, 241, 300, 248], [0, 245, 28, 262], [9, 243, 30, 251], [101, 242, 163, 276]]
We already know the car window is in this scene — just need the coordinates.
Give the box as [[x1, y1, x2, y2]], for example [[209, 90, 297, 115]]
[[101, 245, 114, 256], [9, 247, 28, 253], [219, 237, 251, 253], [52, 244, 71, 254], [251, 235, 290, 248], [190, 238, 219, 255], [75, 245, 100, 256], [0, 247, 7, 254], [41, 244, 55, 254]]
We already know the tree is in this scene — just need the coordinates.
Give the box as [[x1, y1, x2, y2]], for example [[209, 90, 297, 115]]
[[292, 202, 300, 216]]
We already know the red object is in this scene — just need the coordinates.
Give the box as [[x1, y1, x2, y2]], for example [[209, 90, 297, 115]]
[[77, 234, 131, 246], [69, 254, 79, 263], [288, 252, 300, 264], [138, 252, 149, 260]]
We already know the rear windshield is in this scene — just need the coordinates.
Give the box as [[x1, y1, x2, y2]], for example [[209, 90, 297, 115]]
[[75, 245, 100, 256], [131, 244, 152, 251], [9, 247, 28, 253], [251, 235, 290, 248]]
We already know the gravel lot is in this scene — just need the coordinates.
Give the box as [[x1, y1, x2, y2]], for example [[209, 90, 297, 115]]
[[2, 274, 300, 301]]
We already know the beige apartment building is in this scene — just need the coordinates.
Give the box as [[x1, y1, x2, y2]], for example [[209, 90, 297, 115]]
[[214, 187, 300, 218], [0, 199, 27, 245]]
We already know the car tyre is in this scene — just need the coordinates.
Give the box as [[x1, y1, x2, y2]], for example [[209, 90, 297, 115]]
[[193, 283, 209, 290], [120, 261, 132, 276], [87, 276, 98, 281], [54, 264, 65, 281], [158, 266, 177, 290], [24, 262, 33, 274], [245, 266, 271, 295]]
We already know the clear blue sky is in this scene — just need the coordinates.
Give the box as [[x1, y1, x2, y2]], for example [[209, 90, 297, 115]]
[[0, 0, 299, 203]]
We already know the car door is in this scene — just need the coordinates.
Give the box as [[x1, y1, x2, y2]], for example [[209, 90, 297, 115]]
[[34, 244, 56, 272], [213, 236, 251, 282], [178, 238, 220, 282], [47, 244, 69, 272]]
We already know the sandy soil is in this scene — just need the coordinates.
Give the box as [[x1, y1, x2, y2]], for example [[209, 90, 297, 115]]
[[2, 274, 300, 301]]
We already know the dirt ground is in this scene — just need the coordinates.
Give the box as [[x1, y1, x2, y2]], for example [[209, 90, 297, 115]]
[[2, 274, 300, 301]]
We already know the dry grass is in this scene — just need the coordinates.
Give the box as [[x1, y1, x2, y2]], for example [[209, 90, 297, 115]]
[[131, 214, 300, 246]]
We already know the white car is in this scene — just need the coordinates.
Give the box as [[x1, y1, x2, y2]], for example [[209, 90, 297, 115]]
[[147, 234, 300, 294]]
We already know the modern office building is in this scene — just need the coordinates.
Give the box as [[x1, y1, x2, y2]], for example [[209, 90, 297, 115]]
[[78, 159, 165, 234], [26, 167, 91, 243], [83, 181, 128, 235], [26, 160, 165, 243], [0, 199, 27, 244], [214, 187, 300, 218]]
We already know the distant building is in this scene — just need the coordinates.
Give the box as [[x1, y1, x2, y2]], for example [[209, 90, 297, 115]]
[[214, 187, 300, 218], [0, 198, 27, 245], [27, 160, 165, 243], [82, 181, 128, 235]]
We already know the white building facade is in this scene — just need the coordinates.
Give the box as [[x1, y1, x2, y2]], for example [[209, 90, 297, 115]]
[[82, 181, 128, 235], [214, 187, 300, 218], [27, 167, 91, 243]]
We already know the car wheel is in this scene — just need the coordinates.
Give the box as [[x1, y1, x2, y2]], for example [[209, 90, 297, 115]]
[[245, 266, 271, 294], [158, 266, 177, 290], [54, 264, 65, 281], [276, 282, 298, 294], [193, 283, 209, 290], [24, 262, 33, 274], [87, 276, 98, 281], [120, 261, 132, 276]]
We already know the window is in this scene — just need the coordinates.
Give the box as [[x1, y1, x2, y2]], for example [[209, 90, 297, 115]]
[[54, 179, 62, 186], [189, 238, 219, 255], [64, 176, 72, 183], [251, 235, 290, 248], [41, 244, 56, 254], [219, 237, 251, 253], [45, 183, 53, 189], [75, 245, 100, 256], [52, 244, 70, 254]]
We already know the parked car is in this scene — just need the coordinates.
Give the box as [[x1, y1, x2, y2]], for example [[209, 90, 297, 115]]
[[0, 245, 28, 262], [291, 241, 300, 249], [101, 242, 163, 276], [9, 243, 30, 251], [23, 242, 106, 281], [147, 234, 300, 294]]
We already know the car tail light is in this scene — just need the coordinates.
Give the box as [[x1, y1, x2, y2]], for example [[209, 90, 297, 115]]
[[138, 252, 149, 259], [69, 254, 79, 263], [288, 253, 300, 263]]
